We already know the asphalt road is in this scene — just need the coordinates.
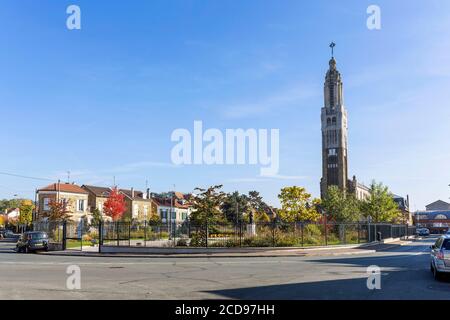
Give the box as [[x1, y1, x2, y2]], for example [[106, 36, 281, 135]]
[[1, 237, 449, 300]]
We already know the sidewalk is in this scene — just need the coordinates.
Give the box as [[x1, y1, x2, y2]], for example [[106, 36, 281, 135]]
[[38, 239, 413, 258]]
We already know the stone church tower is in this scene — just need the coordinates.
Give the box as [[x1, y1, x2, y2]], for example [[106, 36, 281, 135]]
[[320, 49, 349, 199]]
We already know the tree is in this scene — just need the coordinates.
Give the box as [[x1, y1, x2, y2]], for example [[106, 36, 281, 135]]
[[91, 208, 103, 225], [103, 187, 126, 222], [277, 186, 321, 222], [148, 213, 162, 226], [221, 192, 250, 223], [46, 199, 71, 222], [0, 215, 6, 228], [189, 185, 226, 224], [360, 181, 401, 223], [248, 191, 273, 223], [0, 198, 22, 212], [18, 200, 34, 226], [321, 186, 361, 223]]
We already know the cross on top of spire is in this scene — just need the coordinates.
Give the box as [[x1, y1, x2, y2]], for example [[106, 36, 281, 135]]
[[329, 42, 336, 58]]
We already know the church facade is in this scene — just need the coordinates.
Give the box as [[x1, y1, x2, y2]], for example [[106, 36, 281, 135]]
[[320, 50, 369, 201]]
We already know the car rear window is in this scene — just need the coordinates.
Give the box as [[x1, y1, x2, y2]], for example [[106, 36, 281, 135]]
[[29, 233, 48, 240], [442, 239, 450, 250]]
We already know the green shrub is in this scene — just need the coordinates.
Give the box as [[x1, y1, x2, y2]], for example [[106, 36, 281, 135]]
[[190, 231, 206, 247], [176, 238, 188, 247]]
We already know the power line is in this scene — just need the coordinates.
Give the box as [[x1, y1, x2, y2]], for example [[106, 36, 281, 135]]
[[0, 171, 53, 182]]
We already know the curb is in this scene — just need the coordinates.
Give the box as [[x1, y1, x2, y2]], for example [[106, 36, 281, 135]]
[[37, 249, 377, 259]]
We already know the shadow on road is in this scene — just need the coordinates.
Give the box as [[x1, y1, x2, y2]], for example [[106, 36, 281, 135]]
[[206, 270, 450, 300]]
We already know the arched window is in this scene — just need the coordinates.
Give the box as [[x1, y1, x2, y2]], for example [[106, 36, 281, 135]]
[[435, 214, 448, 220], [332, 117, 336, 125], [327, 118, 331, 126]]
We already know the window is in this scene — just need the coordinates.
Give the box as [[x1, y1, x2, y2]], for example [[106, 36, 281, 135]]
[[171, 210, 176, 220], [144, 206, 148, 217], [332, 117, 336, 125], [133, 204, 139, 218], [182, 212, 188, 220], [43, 198, 50, 211], [327, 118, 331, 126], [435, 214, 447, 220], [78, 200, 85, 212], [160, 209, 168, 219]]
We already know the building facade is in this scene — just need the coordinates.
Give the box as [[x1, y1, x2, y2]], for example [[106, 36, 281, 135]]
[[425, 200, 450, 211], [36, 182, 90, 222], [320, 56, 349, 199]]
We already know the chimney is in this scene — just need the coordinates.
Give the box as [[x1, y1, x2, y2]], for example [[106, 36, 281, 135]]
[[131, 187, 134, 198]]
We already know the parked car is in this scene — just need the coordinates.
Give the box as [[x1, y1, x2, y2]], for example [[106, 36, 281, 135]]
[[430, 235, 450, 280], [1, 229, 19, 239], [416, 228, 430, 236], [15, 231, 49, 253]]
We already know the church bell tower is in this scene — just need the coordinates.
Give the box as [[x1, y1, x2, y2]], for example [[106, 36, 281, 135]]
[[320, 43, 349, 199]]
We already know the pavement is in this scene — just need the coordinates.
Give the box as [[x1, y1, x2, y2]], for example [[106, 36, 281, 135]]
[[36, 241, 410, 258], [1, 236, 448, 300]]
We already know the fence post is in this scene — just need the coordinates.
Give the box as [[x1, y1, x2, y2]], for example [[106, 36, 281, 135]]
[[144, 220, 147, 247], [205, 220, 208, 248], [116, 222, 119, 247], [239, 221, 242, 247], [128, 222, 131, 247], [98, 221, 103, 253], [272, 221, 276, 248], [301, 223, 304, 247], [343, 224, 346, 244], [62, 221, 67, 251]]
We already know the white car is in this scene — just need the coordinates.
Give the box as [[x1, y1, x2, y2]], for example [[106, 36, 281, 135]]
[[430, 235, 450, 280]]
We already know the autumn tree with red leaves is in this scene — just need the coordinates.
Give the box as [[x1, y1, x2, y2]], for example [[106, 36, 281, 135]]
[[103, 187, 126, 221], [45, 199, 72, 222]]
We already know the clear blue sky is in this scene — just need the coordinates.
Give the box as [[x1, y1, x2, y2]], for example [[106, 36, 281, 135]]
[[1, 0, 450, 210]]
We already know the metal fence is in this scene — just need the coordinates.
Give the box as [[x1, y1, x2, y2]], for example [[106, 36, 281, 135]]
[[98, 221, 416, 248], [32, 221, 416, 250], [33, 221, 64, 250]]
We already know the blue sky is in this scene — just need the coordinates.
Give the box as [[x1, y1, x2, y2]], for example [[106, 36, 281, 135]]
[[1, 0, 450, 210]]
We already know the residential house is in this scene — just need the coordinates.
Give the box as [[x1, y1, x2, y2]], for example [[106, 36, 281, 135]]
[[81, 185, 112, 221], [5, 208, 20, 222], [393, 195, 413, 225], [120, 188, 154, 221], [152, 191, 193, 225], [36, 182, 89, 222]]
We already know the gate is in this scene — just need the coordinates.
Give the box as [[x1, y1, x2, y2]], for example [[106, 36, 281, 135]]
[[64, 220, 100, 252]]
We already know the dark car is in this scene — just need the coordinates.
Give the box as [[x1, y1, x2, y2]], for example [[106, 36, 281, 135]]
[[0, 229, 19, 240], [15, 232, 49, 253], [416, 228, 430, 237]]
